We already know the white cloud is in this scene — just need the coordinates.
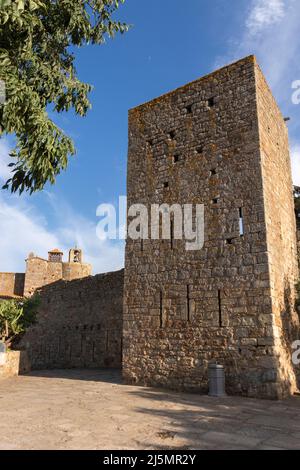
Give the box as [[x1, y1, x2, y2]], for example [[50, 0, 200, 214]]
[[0, 197, 60, 272], [215, 0, 300, 185], [217, 0, 300, 93], [246, 0, 286, 35], [0, 138, 13, 182], [291, 145, 300, 186], [43, 192, 124, 275], [0, 141, 124, 274]]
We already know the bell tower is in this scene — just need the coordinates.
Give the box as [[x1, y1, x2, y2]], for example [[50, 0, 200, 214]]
[[69, 247, 83, 263]]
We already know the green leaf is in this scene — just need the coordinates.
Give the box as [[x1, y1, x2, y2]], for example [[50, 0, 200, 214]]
[[0, 0, 11, 9], [16, 0, 24, 10], [0, 0, 129, 193]]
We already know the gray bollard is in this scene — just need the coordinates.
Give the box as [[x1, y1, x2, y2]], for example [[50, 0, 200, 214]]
[[0, 341, 6, 367], [208, 363, 226, 397]]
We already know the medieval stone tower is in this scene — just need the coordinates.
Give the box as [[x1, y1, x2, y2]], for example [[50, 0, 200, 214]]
[[23, 248, 92, 297], [123, 56, 299, 399]]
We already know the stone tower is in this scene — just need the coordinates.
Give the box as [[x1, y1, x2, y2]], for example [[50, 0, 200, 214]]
[[123, 56, 299, 399], [23, 247, 92, 297]]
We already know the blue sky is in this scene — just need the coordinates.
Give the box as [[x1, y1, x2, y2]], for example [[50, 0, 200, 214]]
[[0, 0, 299, 273]]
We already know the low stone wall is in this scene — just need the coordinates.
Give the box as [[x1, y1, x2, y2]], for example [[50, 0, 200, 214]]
[[17, 270, 124, 370], [0, 350, 30, 378]]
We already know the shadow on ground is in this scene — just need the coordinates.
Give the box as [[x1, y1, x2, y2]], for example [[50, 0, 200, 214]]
[[26, 368, 123, 384], [3, 369, 300, 449], [127, 386, 300, 449]]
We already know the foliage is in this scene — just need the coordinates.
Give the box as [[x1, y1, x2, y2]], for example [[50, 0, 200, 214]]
[[0, 0, 128, 193], [0, 295, 39, 346], [294, 186, 300, 229]]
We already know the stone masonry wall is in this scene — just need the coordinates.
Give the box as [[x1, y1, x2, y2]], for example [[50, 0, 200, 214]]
[[123, 55, 298, 399], [255, 62, 299, 393], [0, 272, 25, 298], [23, 257, 92, 297], [18, 270, 124, 370], [23, 257, 49, 297], [297, 230, 300, 267], [62, 262, 91, 282]]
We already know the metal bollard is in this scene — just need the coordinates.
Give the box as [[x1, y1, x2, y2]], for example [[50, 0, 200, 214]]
[[0, 341, 6, 367], [208, 363, 226, 397]]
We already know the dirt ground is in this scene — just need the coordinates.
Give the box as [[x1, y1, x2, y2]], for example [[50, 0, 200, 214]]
[[0, 369, 299, 450]]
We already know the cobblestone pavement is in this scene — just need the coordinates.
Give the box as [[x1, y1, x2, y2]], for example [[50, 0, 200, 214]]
[[0, 370, 299, 450]]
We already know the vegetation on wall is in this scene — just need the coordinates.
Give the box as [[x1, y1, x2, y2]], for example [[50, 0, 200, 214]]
[[0, 0, 128, 194], [0, 296, 39, 347]]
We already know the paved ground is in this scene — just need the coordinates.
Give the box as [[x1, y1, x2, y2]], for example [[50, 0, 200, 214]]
[[0, 369, 300, 450]]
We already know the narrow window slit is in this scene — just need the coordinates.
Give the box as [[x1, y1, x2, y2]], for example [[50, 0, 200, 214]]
[[170, 219, 174, 250], [185, 104, 193, 114], [163, 181, 169, 189], [187, 285, 190, 322], [141, 227, 144, 252], [207, 97, 215, 108], [147, 139, 154, 147], [168, 130, 176, 140], [218, 290, 222, 327], [239, 207, 244, 237], [173, 154, 180, 164], [160, 291, 163, 328]]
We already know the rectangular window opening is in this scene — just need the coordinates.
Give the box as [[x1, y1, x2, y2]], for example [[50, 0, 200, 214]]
[[185, 104, 193, 114], [239, 207, 244, 237], [160, 291, 163, 328], [218, 290, 222, 327], [168, 130, 176, 140], [207, 97, 215, 108], [173, 154, 180, 164], [170, 219, 174, 250], [187, 285, 190, 322]]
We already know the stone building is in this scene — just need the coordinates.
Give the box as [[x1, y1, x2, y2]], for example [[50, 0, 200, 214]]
[[0, 272, 25, 300], [0, 248, 92, 299], [0, 248, 123, 371], [123, 55, 300, 399], [17, 270, 124, 370]]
